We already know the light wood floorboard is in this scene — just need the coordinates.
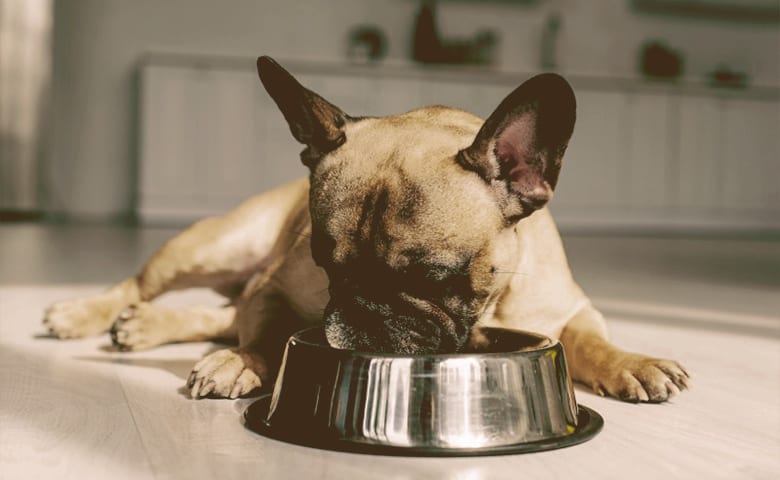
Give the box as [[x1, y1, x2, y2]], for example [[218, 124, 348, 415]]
[[0, 225, 778, 479]]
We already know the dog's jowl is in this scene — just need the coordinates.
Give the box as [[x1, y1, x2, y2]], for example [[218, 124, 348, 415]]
[[43, 56, 689, 403]]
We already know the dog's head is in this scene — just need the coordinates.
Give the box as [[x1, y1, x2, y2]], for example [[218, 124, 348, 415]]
[[257, 56, 575, 354]]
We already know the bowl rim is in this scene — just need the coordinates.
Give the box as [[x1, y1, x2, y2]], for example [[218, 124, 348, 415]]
[[245, 394, 604, 457], [287, 326, 560, 361]]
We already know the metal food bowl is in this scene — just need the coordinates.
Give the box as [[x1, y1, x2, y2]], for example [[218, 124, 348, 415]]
[[244, 326, 603, 456]]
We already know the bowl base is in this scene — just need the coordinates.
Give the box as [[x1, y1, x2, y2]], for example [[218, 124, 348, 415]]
[[244, 394, 604, 457]]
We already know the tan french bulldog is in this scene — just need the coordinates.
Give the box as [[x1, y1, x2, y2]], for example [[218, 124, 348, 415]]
[[43, 56, 689, 403]]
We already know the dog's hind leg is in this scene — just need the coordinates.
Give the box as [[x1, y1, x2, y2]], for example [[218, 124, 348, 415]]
[[133, 178, 310, 302], [110, 304, 237, 352], [43, 178, 310, 340]]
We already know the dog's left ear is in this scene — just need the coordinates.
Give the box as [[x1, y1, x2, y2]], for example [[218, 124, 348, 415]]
[[457, 73, 575, 222], [257, 56, 348, 167]]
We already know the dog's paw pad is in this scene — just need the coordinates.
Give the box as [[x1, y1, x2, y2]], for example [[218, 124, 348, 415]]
[[186, 349, 263, 399], [595, 354, 690, 403], [110, 304, 165, 351]]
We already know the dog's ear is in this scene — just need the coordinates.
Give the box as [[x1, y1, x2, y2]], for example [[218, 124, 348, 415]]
[[457, 73, 575, 222], [257, 56, 348, 167]]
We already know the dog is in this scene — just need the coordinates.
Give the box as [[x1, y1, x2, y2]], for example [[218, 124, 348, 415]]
[[43, 56, 689, 403]]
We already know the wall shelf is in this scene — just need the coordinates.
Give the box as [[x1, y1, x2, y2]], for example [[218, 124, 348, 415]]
[[140, 52, 780, 100], [632, 0, 780, 23]]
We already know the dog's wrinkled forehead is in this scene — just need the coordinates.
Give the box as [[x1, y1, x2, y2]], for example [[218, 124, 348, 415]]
[[308, 108, 503, 267]]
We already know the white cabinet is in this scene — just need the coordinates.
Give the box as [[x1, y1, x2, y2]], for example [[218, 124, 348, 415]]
[[624, 92, 674, 210], [299, 73, 370, 114], [721, 98, 780, 214], [360, 76, 426, 117], [418, 79, 507, 119], [137, 56, 779, 231], [555, 90, 626, 215], [675, 95, 723, 211], [672, 95, 780, 228], [139, 64, 305, 222], [556, 89, 779, 230], [138, 66, 212, 217]]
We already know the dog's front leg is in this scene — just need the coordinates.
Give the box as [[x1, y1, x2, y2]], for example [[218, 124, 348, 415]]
[[560, 304, 690, 403], [110, 304, 237, 351], [186, 268, 316, 399]]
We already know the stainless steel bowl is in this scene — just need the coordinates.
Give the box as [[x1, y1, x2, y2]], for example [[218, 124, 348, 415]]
[[244, 326, 602, 456]]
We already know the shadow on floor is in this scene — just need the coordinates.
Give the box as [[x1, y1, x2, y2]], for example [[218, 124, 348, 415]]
[[74, 355, 199, 381]]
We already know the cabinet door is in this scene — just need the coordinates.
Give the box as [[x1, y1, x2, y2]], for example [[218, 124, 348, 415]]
[[554, 90, 626, 211], [139, 66, 210, 215], [675, 95, 723, 211], [721, 98, 780, 213], [298, 73, 370, 115], [139, 65, 306, 222], [624, 92, 674, 209], [199, 69, 261, 205], [364, 77, 426, 116], [419, 79, 510, 119]]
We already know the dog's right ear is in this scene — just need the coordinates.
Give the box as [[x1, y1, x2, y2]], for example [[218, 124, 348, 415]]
[[257, 56, 348, 167]]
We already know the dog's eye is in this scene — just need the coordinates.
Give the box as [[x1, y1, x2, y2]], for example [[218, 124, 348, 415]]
[[400, 262, 453, 290], [424, 259, 475, 297], [422, 255, 471, 282]]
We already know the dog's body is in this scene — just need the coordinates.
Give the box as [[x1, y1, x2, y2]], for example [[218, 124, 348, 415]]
[[44, 57, 688, 402]]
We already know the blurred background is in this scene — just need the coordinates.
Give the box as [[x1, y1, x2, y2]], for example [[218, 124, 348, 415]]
[[0, 0, 778, 230], [0, 0, 778, 319]]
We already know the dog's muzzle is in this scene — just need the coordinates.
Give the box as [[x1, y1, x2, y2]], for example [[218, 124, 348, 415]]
[[323, 290, 469, 354]]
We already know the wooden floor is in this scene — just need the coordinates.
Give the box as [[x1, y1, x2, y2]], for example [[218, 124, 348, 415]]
[[1, 224, 779, 479]]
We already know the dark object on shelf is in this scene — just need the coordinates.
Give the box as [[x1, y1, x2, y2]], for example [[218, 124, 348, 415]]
[[0, 209, 43, 222], [632, 0, 780, 23], [347, 26, 388, 64], [412, 0, 498, 66], [640, 41, 684, 79], [708, 65, 750, 88]]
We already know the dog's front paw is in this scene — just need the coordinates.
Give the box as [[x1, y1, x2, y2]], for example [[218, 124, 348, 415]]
[[43, 298, 119, 339], [187, 349, 264, 399], [110, 304, 168, 351], [592, 352, 690, 403]]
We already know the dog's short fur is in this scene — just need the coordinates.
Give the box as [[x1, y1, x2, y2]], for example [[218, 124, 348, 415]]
[[43, 56, 689, 402]]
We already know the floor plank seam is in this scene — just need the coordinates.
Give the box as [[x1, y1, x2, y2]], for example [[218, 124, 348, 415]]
[[116, 367, 159, 480]]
